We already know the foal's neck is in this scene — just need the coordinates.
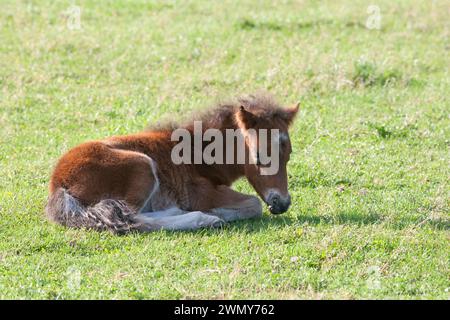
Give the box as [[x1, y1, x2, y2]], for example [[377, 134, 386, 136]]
[[189, 108, 246, 186]]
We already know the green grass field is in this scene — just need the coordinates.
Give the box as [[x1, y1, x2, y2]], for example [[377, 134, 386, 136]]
[[0, 0, 449, 299]]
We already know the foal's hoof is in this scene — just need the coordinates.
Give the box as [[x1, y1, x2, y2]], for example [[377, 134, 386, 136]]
[[192, 211, 225, 229], [211, 219, 226, 229]]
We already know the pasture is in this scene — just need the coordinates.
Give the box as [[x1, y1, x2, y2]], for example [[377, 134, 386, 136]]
[[0, 0, 448, 299]]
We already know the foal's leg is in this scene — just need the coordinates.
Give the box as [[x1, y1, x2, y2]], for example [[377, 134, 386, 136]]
[[209, 197, 262, 222], [139, 207, 186, 218], [193, 184, 263, 222], [135, 208, 224, 231]]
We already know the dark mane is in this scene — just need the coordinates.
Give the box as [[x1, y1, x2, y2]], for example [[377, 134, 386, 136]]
[[148, 93, 286, 131]]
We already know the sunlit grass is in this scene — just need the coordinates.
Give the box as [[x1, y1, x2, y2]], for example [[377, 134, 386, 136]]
[[0, 0, 448, 299]]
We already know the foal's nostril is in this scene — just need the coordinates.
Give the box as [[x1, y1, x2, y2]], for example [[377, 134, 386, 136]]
[[267, 193, 291, 214], [269, 194, 281, 207]]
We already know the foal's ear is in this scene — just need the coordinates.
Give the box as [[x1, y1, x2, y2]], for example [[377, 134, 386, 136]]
[[235, 105, 257, 130], [282, 102, 300, 126], [236, 106, 257, 129]]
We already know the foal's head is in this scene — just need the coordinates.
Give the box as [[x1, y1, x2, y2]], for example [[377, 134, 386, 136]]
[[234, 95, 299, 214]]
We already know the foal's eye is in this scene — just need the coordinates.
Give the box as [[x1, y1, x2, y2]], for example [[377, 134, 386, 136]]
[[279, 133, 289, 149]]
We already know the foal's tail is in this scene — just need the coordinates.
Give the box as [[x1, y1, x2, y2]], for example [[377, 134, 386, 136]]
[[45, 188, 153, 234]]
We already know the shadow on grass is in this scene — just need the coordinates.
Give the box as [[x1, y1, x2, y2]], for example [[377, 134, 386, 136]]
[[214, 211, 450, 234], [236, 18, 369, 32], [225, 211, 382, 233], [427, 218, 450, 231]]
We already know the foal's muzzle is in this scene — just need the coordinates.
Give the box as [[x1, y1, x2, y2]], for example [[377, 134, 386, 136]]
[[267, 193, 291, 214]]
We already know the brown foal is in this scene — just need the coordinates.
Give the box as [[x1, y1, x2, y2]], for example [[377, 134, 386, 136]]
[[46, 94, 299, 233]]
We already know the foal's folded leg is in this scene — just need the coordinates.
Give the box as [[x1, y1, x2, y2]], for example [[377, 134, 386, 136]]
[[193, 184, 263, 222], [139, 207, 186, 218], [209, 196, 263, 222], [135, 210, 225, 230]]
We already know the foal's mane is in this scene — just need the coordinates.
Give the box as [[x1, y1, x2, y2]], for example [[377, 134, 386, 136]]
[[149, 93, 286, 131]]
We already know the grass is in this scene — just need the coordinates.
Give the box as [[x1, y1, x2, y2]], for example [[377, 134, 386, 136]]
[[0, 0, 449, 299]]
